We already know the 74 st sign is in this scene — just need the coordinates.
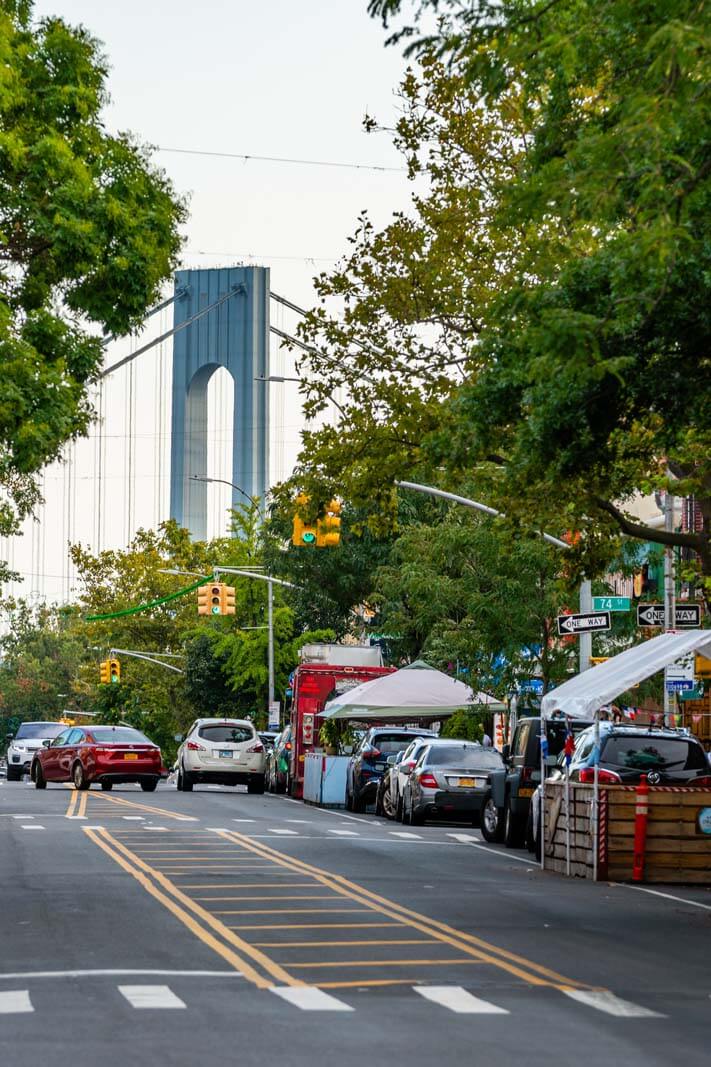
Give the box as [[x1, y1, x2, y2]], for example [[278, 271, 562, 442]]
[[637, 603, 701, 628]]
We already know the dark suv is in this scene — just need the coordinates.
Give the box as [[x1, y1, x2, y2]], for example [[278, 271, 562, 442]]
[[568, 724, 711, 785], [492, 716, 593, 847], [346, 727, 437, 812]]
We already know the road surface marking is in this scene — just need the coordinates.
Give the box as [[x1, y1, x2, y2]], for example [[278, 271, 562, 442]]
[[327, 829, 359, 836], [285, 819, 311, 824], [84, 827, 302, 991], [227, 923, 401, 930], [447, 833, 481, 843], [254, 939, 438, 948], [65, 791, 78, 818], [271, 796, 378, 826], [12, 814, 32, 819], [614, 883, 711, 912], [0, 990, 33, 1014], [232, 819, 256, 823], [93, 792, 197, 822], [118, 985, 186, 1009], [268, 828, 299, 835], [219, 829, 590, 990], [270, 986, 353, 1012], [21, 825, 44, 830], [562, 990, 664, 1018], [122, 816, 144, 821], [143, 826, 169, 831], [288, 959, 486, 969], [390, 832, 422, 839], [0, 970, 244, 980], [452, 838, 534, 864], [415, 986, 509, 1014]]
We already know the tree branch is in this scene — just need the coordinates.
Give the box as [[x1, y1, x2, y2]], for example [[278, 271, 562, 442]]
[[593, 497, 706, 550]]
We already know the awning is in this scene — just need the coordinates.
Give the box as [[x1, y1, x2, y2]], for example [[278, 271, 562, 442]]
[[323, 660, 506, 721], [540, 629, 711, 720]]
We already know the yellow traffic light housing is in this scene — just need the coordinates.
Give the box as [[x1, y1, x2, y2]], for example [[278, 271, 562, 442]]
[[221, 585, 236, 615], [317, 499, 342, 547], [99, 659, 111, 684], [109, 658, 121, 684], [292, 493, 318, 547], [197, 584, 210, 615], [209, 584, 222, 615]]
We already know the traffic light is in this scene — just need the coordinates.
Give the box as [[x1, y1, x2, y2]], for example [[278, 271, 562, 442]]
[[221, 585, 236, 615], [99, 660, 111, 684], [109, 658, 121, 684], [292, 493, 318, 546], [209, 584, 222, 615], [589, 657, 609, 665], [197, 584, 210, 615], [317, 499, 342, 547]]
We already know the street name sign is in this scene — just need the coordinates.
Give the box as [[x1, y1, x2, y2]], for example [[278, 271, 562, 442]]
[[592, 596, 630, 612], [556, 611, 611, 636], [637, 603, 701, 628]]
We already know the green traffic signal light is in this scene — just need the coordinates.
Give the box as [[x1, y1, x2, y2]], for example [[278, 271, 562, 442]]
[[302, 531, 316, 544]]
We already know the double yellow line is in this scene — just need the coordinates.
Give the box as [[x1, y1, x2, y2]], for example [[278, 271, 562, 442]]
[[65, 789, 88, 819]]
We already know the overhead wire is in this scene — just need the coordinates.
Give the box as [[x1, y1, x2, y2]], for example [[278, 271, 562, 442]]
[[157, 145, 406, 173]]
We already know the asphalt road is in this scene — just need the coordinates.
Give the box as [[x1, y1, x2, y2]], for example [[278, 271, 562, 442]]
[[1, 778, 710, 1067]]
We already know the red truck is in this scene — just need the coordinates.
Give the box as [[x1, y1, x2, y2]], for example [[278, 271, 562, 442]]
[[288, 644, 393, 798]]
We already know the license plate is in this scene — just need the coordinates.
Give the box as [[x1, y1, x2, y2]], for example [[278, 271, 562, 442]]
[[123, 753, 138, 760], [458, 777, 476, 787], [518, 787, 534, 797], [218, 750, 233, 758]]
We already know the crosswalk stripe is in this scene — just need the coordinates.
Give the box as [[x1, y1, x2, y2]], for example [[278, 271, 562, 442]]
[[22, 825, 45, 830], [0, 990, 34, 1014], [270, 986, 353, 1012], [327, 829, 359, 836], [118, 985, 186, 1010], [389, 832, 422, 839], [232, 819, 256, 823], [414, 986, 509, 1014], [563, 990, 664, 1018], [447, 833, 481, 843]]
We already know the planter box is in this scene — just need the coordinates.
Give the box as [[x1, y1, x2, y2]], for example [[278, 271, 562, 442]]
[[303, 753, 349, 807]]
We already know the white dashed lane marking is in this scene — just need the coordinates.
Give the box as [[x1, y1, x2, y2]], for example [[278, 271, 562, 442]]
[[118, 985, 187, 1010], [267, 829, 299, 835], [389, 832, 422, 839], [415, 986, 509, 1014], [327, 829, 359, 837], [270, 986, 353, 1012], [22, 825, 45, 830], [562, 990, 665, 1018], [0, 990, 33, 1014]]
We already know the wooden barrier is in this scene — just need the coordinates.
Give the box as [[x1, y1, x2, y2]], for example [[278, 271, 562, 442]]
[[543, 781, 711, 883]]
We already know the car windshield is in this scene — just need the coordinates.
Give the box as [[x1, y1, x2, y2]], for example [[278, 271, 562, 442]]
[[15, 722, 65, 740], [373, 734, 429, 754], [199, 724, 254, 744], [426, 745, 503, 769], [603, 736, 707, 772], [88, 727, 152, 744]]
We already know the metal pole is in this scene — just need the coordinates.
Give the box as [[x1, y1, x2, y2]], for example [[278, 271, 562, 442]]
[[268, 579, 275, 710], [592, 712, 600, 881], [579, 578, 592, 673], [663, 490, 676, 727]]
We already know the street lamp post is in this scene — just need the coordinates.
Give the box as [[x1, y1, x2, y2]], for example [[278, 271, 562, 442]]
[[189, 475, 258, 507]]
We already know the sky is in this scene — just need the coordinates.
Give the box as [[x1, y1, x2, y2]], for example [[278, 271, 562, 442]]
[[3, 1, 415, 602]]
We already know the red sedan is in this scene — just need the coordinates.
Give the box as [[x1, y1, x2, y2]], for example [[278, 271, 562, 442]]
[[30, 724, 162, 792]]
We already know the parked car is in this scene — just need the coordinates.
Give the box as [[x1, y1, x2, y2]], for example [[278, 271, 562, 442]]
[[401, 741, 505, 825], [266, 724, 293, 794], [525, 724, 711, 856], [6, 722, 68, 781], [31, 725, 162, 791], [259, 731, 279, 750], [375, 736, 453, 821], [346, 727, 437, 813], [176, 717, 265, 793], [494, 716, 594, 847]]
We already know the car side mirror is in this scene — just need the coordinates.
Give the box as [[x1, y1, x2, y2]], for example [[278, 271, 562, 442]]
[[6, 734, 14, 742], [386, 754, 398, 766], [42, 739, 52, 747], [502, 743, 510, 762]]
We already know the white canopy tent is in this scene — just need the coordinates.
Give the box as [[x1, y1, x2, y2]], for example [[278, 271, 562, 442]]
[[541, 630, 711, 719], [539, 629, 711, 878], [322, 660, 506, 722]]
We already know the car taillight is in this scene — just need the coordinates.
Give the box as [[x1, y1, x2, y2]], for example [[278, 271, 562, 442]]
[[578, 767, 621, 784], [285, 741, 292, 750], [419, 772, 439, 788], [246, 742, 264, 753], [187, 741, 206, 751], [520, 767, 533, 783], [693, 775, 711, 786]]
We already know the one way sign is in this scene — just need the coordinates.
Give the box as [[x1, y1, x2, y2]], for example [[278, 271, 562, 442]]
[[637, 603, 701, 628], [557, 611, 611, 636]]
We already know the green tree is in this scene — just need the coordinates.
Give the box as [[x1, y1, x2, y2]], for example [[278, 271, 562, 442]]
[[288, 2, 711, 595], [0, 1, 185, 575]]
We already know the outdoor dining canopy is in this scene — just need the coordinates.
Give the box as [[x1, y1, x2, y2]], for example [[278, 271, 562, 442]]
[[322, 659, 506, 722], [540, 629, 711, 720]]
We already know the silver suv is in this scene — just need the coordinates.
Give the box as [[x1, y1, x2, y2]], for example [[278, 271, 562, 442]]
[[176, 718, 266, 793], [5, 722, 66, 781]]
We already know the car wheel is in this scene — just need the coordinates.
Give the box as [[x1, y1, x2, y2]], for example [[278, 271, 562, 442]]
[[141, 779, 158, 792], [73, 762, 89, 791], [504, 800, 525, 848], [351, 788, 366, 813], [180, 764, 193, 792], [247, 775, 265, 795], [101, 781, 113, 792], [480, 796, 504, 842], [382, 785, 396, 821], [410, 804, 425, 826], [6, 766, 22, 782], [32, 761, 46, 790]]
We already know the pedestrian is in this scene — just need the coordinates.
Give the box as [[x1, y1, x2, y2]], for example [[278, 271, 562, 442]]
[[482, 732, 492, 747]]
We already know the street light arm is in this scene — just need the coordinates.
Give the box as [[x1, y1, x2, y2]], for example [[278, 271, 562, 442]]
[[190, 475, 258, 507]]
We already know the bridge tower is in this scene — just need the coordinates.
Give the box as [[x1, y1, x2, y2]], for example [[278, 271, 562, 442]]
[[169, 266, 269, 539]]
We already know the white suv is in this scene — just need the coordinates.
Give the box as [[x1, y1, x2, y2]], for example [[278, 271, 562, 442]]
[[176, 718, 265, 793], [6, 722, 66, 781]]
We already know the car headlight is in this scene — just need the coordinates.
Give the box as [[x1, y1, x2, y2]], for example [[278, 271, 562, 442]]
[[13, 744, 26, 752]]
